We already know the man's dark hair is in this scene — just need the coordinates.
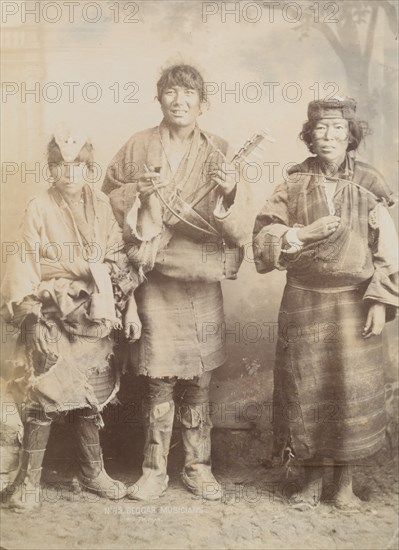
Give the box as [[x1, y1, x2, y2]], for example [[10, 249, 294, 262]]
[[156, 64, 206, 102]]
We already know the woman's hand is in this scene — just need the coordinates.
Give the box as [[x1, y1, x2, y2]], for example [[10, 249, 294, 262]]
[[209, 162, 237, 198], [124, 297, 142, 341], [297, 215, 340, 244], [137, 166, 169, 199], [363, 302, 386, 339]]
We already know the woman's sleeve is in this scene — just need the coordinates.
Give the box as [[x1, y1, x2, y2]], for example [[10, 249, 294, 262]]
[[252, 182, 291, 273], [364, 203, 399, 319]]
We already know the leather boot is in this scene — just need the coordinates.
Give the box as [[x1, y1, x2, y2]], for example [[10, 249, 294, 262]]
[[179, 404, 222, 501], [127, 401, 174, 501], [74, 412, 127, 500], [8, 420, 52, 513]]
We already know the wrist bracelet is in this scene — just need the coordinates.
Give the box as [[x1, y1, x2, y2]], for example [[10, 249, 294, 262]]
[[281, 227, 304, 255], [286, 227, 304, 246]]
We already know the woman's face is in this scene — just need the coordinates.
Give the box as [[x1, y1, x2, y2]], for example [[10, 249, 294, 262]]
[[51, 162, 86, 199], [160, 85, 202, 130], [311, 117, 349, 166]]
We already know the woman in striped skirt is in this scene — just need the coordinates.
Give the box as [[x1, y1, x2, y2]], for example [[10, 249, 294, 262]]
[[253, 98, 398, 509]]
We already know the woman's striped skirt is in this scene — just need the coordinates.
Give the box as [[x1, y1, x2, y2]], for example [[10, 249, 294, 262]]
[[272, 280, 386, 462]]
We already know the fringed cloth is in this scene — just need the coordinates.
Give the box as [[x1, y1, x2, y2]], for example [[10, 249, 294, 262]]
[[132, 270, 226, 379], [2, 185, 139, 417]]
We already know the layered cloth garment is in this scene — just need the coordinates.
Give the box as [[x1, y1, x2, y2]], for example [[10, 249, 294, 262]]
[[1, 185, 139, 416], [103, 121, 253, 378], [253, 155, 398, 462]]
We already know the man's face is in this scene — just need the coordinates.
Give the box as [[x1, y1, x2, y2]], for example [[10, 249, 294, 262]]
[[160, 85, 201, 129], [312, 117, 349, 167]]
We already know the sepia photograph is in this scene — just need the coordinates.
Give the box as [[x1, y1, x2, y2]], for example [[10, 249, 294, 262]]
[[1, 1, 398, 549]]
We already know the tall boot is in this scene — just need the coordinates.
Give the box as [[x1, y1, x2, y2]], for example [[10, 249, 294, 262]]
[[7, 420, 52, 513], [74, 412, 127, 500], [179, 404, 222, 501], [127, 400, 174, 501]]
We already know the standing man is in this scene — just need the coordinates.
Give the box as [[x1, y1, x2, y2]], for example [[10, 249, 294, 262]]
[[103, 64, 252, 501]]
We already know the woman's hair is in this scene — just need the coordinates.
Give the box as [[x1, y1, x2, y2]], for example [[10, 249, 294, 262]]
[[156, 64, 206, 102], [47, 137, 94, 166], [299, 118, 369, 154]]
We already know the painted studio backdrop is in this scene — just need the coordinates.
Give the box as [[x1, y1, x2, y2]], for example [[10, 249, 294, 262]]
[[1, 0, 398, 442]]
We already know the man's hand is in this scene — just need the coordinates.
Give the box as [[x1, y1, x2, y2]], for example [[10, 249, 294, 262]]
[[363, 302, 386, 339], [137, 165, 169, 199], [124, 297, 142, 342], [297, 215, 340, 244], [209, 162, 237, 198]]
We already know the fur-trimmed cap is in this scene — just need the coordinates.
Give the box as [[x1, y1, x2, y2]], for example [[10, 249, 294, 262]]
[[307, 97, 357, 121], [53, 122, 89, 162]]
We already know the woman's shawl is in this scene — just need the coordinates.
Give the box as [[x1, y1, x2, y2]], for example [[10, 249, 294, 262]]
[[253, 155, 398, 312]]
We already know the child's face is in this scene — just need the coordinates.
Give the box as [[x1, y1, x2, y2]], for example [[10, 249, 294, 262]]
[[51, 162, 86, 198]]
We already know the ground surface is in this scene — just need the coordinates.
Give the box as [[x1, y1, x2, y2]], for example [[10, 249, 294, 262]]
[[1, 442, 398, 550]]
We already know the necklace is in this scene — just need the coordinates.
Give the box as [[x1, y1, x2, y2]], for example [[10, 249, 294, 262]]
[[322, 177, 337, 215]]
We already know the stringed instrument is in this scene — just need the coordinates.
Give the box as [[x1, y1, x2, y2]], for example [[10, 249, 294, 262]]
[[146, 130, 274, 242]]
